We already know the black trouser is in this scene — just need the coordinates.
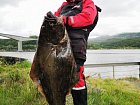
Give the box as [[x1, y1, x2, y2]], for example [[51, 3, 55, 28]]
[[71, 59, 87, 105], [71, 88, 87, 105]]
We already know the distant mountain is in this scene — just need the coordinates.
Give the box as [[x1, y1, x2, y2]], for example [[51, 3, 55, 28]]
[[88, 32, 140, 49], [89, 32, 140, 43], [113, 32, 140, 38]]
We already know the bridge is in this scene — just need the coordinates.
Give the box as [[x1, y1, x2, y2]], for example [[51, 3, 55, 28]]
[[0, 33, 37, 51]]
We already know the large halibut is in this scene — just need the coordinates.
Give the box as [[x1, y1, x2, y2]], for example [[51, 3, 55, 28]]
[[29, 12, 79, 105]]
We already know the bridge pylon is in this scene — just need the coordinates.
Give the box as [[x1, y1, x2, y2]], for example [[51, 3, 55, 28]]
[[18, 41, 23, 52]]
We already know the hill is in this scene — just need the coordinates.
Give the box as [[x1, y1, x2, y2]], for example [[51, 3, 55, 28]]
[[88, 32, 140, 49]]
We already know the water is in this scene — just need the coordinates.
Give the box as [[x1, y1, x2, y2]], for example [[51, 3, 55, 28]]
[[1, 49, 140, 78], [85, 49, 140, 78], [86, 49, 140, 64]]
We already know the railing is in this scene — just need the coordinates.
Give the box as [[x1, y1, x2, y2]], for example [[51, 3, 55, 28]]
[[84, 62, 140, 79]]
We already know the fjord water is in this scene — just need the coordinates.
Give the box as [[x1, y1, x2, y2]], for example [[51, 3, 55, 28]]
[[85, 49, 140, 78]]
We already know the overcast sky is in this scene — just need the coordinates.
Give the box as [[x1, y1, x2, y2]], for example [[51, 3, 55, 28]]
[[0, 0, 140, 38]]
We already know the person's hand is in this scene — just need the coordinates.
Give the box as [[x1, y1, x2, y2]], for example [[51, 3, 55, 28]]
[[59, 15, 67, 25], [56, 16, 65, 24]]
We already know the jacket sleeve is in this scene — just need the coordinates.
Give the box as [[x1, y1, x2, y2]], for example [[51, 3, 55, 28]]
[[54, 2, 68, 16], [54, 6, 61, 16], [64, 0, 97, 27]]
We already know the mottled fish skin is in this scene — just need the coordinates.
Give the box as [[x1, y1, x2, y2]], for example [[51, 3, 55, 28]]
[[30, 16, 79, 105]]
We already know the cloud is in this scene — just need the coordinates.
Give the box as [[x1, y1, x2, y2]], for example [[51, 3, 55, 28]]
[[0, 0, 140, 37], [0, 0, 25, 7], [0, 0, 64, 36], [95, 0, 140, 17], [92, 0, 140, 36]]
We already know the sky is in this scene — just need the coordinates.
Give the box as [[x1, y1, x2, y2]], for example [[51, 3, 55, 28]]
[[0, 0, 140, 38]]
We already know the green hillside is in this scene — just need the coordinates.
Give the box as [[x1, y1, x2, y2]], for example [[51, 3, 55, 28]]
[[88, 32, 140, 49]]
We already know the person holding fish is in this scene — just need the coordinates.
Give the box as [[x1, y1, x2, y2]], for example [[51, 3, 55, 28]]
[[47, 0, 101, 104]]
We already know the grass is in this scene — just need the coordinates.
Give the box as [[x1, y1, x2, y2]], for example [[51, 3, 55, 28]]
[[87, 77, 140, 105], [0, 60, 140, 105], [0, 60, 46, 105]]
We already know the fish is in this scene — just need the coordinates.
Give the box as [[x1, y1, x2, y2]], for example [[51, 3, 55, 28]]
[[29, 11, 79, 105]]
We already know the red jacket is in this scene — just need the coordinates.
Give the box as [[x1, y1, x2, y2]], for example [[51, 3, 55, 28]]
[[54, 0, 97, 28]]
